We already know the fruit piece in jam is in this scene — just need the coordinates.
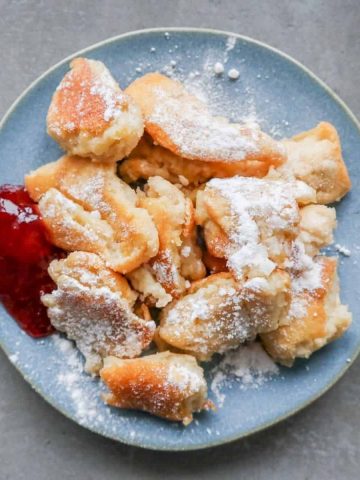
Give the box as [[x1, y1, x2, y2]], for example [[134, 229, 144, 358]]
[[0, 185, 62, 337]]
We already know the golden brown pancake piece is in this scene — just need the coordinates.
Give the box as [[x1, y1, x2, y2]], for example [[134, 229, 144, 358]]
[[298, 204, 336, 256], [196, 177, 301, 281], [158, 271, 290, 361], [42, 252, 156, 374], [47, 58, 143, 162], [100, 352, 210, 425], [125, 72, 286, 169], [261, 257, 351, 365], [281, 122, 351, 204], [119, 134, 273, 185], [128, 176, 205, 306], [25, 155, 159, 273]]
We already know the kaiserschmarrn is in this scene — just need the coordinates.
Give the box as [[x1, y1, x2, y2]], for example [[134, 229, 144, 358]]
[[13, 57, 352, 425]]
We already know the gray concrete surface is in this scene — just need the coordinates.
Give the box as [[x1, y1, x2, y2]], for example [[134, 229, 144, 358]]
[[0, 1, 359, 479]]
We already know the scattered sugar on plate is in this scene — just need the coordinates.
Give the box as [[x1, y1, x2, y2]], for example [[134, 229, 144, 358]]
[[211, 370, 227, 407], [53, 336, 97, 422], [9, 352, 19, 363], [211, 342, 279, 407], [225, 36, 236, 54], [52, 334, 116, 426], [213, 62, 224, 75], [163, 47, 258, 125], [228, 68, 240, 80], [161, 61, 178, 77], [335, 243, 351, 256]]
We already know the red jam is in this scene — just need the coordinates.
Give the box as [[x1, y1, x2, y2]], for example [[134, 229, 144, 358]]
[[0, 185, 62, 337]]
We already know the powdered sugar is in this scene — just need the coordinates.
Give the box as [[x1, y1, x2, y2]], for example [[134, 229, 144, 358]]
[[203, 177, 325, 322], [165, 292, 210, 328], [228, 68, 240, 80], [152, 44, 258, 126], [287, 294, 309, 320], [290, 250, 323, 294], [225, 36, 236, 54], [211, 342, 279, 407], [149, 85, 259, 162], [0, 198, 38, 223], [151, 248, 181, 290], [38, 188, 114, 248], [213, 62, 224, 75], [51, 334, 125, 428], [167, 361, 203, 392], [9, 352, 19, 363], [56, 58, 126, 124], [335, 243, 351, 256], [210, 370, 227, 406], [49, 57, 145, 161], [223, 35, 237, 68], [53, 335, 99, 422], [43, 261, 155, 374], [181, 245, 191, 257], [207, 177, 299, 281], [285, 239, 323, 306], [89, 81, 124, 122], [160, 273, 287, 361]]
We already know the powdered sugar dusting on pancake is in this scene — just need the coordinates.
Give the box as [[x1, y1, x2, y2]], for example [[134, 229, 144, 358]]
[[207, 176, 299, 281], [149, 85, 259, 162]]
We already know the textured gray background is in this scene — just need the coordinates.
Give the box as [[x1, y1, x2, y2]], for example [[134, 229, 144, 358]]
[[0, 1, 359, 479]]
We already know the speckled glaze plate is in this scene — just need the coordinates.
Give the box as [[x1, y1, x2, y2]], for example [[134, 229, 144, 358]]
[[1, 28, 359, 451]]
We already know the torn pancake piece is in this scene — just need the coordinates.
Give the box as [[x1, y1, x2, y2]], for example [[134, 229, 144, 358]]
[[128, 176, 205, 305], [127, 265, 172, 308], [42, 252, 155, 374], [125, 73, 285, 169], [119, 133, 275, 186], [47, 57, 143, 162], [25, 155, 159, 273], [281, 122, 351, 204], [261, 257, 351, 366], [298, 204, 336, 256], [158, 271, 290, 361], [100, 352, 210, 425], [196, 176, 303, 282]]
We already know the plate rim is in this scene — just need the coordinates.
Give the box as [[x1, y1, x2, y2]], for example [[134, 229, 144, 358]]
[[0, 26, 359, 452]]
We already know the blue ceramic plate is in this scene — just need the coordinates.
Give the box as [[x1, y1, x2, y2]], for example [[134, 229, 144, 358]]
[[1, 28, 359, 451]]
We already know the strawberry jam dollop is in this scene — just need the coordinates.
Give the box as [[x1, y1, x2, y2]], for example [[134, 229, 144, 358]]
[[0, 185, 62, 337]]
